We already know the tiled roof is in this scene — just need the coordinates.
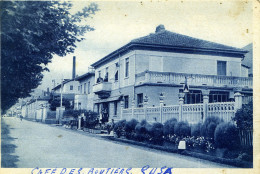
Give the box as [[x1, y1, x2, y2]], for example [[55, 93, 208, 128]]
[[131, 30, 244, 52], [91, 25, 247, 68]]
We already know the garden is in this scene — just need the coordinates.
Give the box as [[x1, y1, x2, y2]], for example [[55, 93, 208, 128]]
[[111, 102, 253, 167]]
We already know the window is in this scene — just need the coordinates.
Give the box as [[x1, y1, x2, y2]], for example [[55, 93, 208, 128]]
[[70, 85, 73, 90], [124, 96, 129, 109], [125, 58, 129, 77], [114, 101, 117, 115], [84, 83, 86, 94], [78, 102, 81, 110], [80, 85, 82, 94], [217, 61, 227, 76], [104, 67, 109, 82], [137, 93, 143, 107], [209, 91, 229, 103], [88, 81, 90, 94], [115, 70, 118, 81], [78, 86, 80, 91], [184, 90, 203, 104]]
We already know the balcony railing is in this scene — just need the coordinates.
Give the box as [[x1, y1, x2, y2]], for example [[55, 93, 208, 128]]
[[136, 71, 252, 88], [93, 82, 112, 98]]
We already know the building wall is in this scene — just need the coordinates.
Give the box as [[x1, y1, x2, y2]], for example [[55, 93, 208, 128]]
[[94, 51, 136, 89], [63, 81, 80, 93], [135, 85, 180, 106], [241, 66, 249, 77], [134, 50, 243, 77]]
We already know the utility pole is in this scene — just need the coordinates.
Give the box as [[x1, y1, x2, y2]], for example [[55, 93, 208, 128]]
[[60, 76, 63, 108]]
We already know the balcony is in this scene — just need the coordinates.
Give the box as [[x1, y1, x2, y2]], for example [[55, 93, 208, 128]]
[[93, 82, 112, 99], [135, 71, 253, 89]]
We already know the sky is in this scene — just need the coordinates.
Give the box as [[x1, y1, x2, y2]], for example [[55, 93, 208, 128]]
[[38, 0, 253, 91]]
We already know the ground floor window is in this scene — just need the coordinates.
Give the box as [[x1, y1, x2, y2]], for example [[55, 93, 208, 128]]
[[114, 101, 118, 116], [137, 93, 143, 107], [124, 96, 129, 108], [209, 91, 229, 103], [183, 90, 203, 104]]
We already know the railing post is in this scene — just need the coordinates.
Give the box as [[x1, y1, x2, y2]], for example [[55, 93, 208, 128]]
[[159, 93, 164, 123], [234, 92, 243, 111], [202, 89, 210, 122], [178, 93, 185, 121]]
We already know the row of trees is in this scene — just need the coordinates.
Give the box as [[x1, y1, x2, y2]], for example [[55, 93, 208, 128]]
[[1, 1, 99, 113]]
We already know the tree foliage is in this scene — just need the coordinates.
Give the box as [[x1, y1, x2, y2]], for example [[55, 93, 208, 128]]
[[1, 1, 99, 113], [233, 101, 253, 130], [49, 98, 72, 111]]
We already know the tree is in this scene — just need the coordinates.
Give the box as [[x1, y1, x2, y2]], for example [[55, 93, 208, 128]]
[[233, 101, 253, 131], [49, 98, 72, 111], [1, 1, 99, 113]]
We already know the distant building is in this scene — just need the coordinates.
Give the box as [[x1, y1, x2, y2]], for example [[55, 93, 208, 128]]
[[242, 43, 253, 77]]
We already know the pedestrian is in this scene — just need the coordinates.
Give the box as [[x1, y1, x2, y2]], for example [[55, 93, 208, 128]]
[[20, 115, 23, 121]]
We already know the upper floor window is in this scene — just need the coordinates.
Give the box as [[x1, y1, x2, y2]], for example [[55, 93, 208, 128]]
[[125, 58, 129, 78], [88, 81, 90, 94], [70, 85, 73, 90], [78, 86, 80, 91], [115, 70, 118, 81], [104, 67, 109, 82], [217, 61, 226, 76], [84, 83, 86, 94], [80, 85, 83, 94]]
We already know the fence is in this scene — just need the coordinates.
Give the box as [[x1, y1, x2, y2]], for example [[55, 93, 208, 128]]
[[239, 130, 253, 147], [122, 102, 235, 124]]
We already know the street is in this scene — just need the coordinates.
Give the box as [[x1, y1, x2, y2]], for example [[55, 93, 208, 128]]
[[1, 117, 234, 168]]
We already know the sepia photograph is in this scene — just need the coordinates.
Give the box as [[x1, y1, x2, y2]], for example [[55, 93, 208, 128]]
[[1, 0, 258, 172]]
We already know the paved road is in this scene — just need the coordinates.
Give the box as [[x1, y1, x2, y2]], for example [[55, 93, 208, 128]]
[[1, 117, 234, 168]]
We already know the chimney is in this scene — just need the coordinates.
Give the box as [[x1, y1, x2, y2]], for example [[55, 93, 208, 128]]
[[72, 56, 76, 79], [155, 24, 165, 33]]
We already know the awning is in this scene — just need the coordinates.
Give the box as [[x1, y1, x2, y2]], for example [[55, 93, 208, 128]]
[[94, 95, 123, 103]]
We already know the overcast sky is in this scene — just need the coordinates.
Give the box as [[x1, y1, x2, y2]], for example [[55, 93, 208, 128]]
[[38, 0, 252, 91]]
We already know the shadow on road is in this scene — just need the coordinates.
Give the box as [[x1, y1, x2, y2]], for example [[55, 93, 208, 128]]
[[1, 118, 19, 168]]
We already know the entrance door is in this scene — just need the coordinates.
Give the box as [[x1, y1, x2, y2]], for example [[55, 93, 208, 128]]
[[101, 102, 109, 123]]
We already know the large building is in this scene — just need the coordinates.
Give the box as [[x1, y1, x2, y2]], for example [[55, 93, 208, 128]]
[[91, 25, 253, 122]]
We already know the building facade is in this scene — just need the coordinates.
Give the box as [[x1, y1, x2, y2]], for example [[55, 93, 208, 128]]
[[91, 25, 253, 122]]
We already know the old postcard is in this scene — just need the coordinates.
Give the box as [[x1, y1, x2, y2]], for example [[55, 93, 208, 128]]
[[1, 0, 259, 174]]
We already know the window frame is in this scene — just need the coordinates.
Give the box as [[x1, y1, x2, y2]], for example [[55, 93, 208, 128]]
[[217, 61, 227, 76], [125, 58, 129, 78]]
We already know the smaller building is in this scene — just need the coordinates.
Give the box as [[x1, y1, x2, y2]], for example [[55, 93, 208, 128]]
[[74, 71, 95, 111]]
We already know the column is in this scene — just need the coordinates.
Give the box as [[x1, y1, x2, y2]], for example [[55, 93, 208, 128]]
[[178, 93, 185, 121], [143, 95, 149, 121], [131, 99, 135, 120], [120, 99, 125, 120], [202, 89, 210, 122], [78, 115, 82, 130], [159, 93, 164, 123]]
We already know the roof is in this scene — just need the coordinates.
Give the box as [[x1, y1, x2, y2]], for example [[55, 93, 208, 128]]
[[91, 25, 247, 68], [52, 79, 73, 91], [75, 72, 95, 81]]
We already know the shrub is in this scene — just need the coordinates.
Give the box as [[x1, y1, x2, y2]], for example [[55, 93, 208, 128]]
[[148, 122, 164, 144], [163, 118, 177, 138], [125, 119, 139, 139], [113, 120, 126, 138], [174, 121, 191, 137], [191, 123, 201, 137], [214, 122, 240, 150], [134, 120, 150, 141], [201, 116, 222, 140], [233, 101, 253, 131], [47, 111, 56, 119]]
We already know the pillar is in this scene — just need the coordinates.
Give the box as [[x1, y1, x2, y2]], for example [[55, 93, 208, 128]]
[[234, 92, 243, 111], [202, 89, 210, 122], [178, 93, 185, 121], [143, 95, 149, 121], [120, 99, 125, 120], [159, 93, 164, 123], [78, 115, 82, 130]]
